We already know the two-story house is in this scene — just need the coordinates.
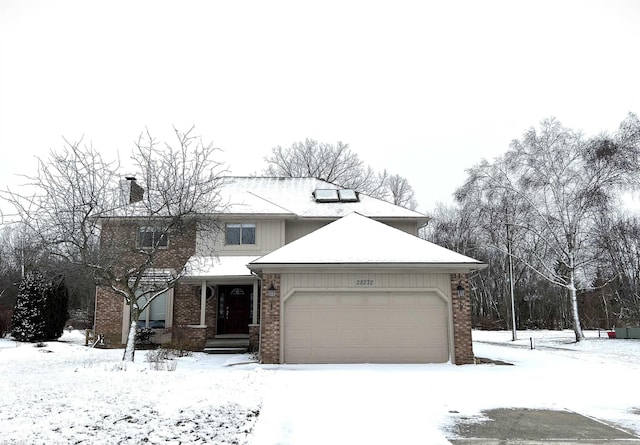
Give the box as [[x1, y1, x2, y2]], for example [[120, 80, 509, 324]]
[[94, 177, 485, 364]]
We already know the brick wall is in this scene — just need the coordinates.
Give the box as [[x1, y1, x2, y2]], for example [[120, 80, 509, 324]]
[[172, 284, 218, 337], [451, 273, 474, 364], [98, 219, 196, 277], [94, 286, 124, 346], [94, 219, 196, 347], [172, 325, 207, 350], [259, 273, 281, 364], [248, 324, 260, 352], [173, 284, 200, 326]]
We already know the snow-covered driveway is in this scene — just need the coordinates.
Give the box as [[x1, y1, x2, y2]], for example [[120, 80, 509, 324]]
[[250, 330, 640, 444], [252, 364, 457, 445]]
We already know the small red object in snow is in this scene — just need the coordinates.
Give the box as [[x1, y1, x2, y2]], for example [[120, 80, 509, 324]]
[[607, 331, 616, 339]]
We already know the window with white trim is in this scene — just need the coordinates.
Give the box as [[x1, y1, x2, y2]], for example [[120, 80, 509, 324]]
[[136, 288, 169, 329], [225, 223, 256, 245]]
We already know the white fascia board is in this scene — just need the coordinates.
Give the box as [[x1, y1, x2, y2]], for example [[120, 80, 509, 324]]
[[219, 213, 297, 219], [247, 262, 487, 274], [181, 275, 256, 283]]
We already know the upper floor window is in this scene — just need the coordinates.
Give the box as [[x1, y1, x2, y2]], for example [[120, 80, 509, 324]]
[[226, 223, 256, 245], [139, 227, 168, 249]]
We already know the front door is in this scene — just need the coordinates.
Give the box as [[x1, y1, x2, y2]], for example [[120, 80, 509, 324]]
[[217, 285, 252, 335]]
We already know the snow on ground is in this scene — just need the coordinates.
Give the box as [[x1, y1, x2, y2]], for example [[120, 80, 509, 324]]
[[0, 331, 266, 444], [1, 329, 639, 444]]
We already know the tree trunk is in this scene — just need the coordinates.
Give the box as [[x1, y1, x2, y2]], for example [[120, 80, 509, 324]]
[[602, 292, 609, 330], [122, 306, 138, 361], [569, 270, 585, 341]]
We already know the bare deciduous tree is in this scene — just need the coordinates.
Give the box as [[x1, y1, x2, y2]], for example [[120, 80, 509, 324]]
[[455, 114, 640, 341], [4, 126, 227, 360], [384, 173, 418, 210], [264, 139, 418, 208], [596, 212, 640, 321]]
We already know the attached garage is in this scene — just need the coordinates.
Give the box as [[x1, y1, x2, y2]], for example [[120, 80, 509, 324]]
[[284, 291, 449, 364], [249, 213, 486, 365]]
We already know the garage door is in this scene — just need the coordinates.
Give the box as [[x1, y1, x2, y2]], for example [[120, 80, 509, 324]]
[[284, 292, 449, 364]]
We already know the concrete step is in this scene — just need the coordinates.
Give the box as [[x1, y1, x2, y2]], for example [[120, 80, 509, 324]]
[[203, 346, 248, 354], [203, 336, 249, 354]]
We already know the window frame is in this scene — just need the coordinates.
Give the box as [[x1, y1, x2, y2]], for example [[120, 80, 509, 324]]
[[136, 288, 171, 329], [225, 223, 256, 246], [139, 226, 169, 249]]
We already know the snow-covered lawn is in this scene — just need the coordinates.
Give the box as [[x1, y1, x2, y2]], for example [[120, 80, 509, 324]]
[[1, 329, 639, 444]]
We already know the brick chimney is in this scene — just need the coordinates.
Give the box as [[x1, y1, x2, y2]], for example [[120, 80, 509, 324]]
[[124, 176, 144, 204]]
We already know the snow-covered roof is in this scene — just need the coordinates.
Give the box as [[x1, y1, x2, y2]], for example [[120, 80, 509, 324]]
[[102, 176, 430, 222], [220, 177, 429, 221], [249, 212, 485, 270], [184, 255, 258, 278]]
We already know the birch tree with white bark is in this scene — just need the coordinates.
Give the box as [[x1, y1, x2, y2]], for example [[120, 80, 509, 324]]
[[456, 114, 640, 341], [4, 127, 226, 360]]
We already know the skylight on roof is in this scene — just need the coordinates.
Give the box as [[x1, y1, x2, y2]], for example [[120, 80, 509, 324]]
[[313, 188, 360, 203], [338, 189, 359, 202], [313, 189, 340, 202]]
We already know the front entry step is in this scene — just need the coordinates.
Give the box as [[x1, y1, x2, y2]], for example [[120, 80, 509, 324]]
[[203, 346, 248, 354], [204, 337, 249, 354]]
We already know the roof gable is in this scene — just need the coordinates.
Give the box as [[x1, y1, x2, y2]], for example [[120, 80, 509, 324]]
[[249, 212, 484, 268]]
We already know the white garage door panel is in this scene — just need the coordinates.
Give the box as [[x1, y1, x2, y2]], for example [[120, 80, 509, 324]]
[[286, 348, 311, 363], [284, 292, 449, 364]]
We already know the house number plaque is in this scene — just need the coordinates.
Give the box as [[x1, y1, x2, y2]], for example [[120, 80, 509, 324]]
[[355, 279, 374, 286]]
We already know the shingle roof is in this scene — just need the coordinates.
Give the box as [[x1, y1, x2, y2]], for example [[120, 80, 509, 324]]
[[249, 212, 485, 269], [102, 176, 431, 222], [220, 177, 429, 221]]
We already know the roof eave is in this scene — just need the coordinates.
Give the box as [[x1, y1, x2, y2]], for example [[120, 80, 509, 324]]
[[247, 262, 487, 273], [181, 274, 256, 282]]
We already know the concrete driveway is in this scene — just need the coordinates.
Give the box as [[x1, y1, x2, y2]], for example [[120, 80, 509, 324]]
[[449, 409, 640, 444]]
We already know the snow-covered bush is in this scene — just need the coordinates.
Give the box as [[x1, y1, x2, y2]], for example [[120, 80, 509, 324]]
[[145, 348, 180, 371], [11, 271, 48, 342], [43, 277, 69, 340], [11, 271, 69, 342]]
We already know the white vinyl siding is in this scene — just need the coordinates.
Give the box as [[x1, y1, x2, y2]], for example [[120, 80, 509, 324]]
[[196, 220, 285, 256], [285, 220, 418, 244], [280, 272, 451, 295], [384, 221, 419, 236], [285, 220, 329, 244]]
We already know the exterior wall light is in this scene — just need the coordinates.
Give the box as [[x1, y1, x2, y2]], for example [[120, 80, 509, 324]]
[[267, 283, 276, 298], [457, 281, 465, 298]]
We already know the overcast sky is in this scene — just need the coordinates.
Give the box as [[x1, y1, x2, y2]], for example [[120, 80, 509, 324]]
[[1, 0, 639, 221]]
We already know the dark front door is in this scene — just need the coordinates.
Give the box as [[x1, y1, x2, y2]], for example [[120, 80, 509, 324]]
[[217, 285, 252, 335]]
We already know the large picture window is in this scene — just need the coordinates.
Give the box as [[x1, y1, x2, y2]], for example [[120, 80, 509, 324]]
[[139, 227, 168, 248], [225, 223, 256, 245], [136, 289, 168, 329]]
